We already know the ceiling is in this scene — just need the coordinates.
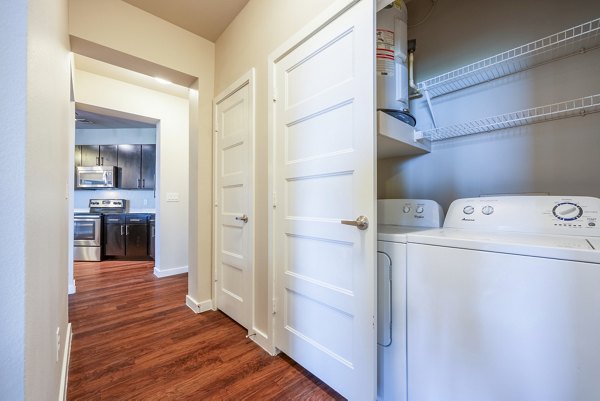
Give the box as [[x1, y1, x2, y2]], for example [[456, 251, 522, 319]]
[[122, 0, 250, 42], [75, 108, 156, 130]]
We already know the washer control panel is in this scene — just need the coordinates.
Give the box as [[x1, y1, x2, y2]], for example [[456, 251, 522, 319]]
[[444, 196, 600, 236], [378, 199, 444, 228]]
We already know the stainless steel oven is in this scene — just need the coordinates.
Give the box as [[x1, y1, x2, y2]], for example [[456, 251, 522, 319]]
[[74, 213, 102, 261]]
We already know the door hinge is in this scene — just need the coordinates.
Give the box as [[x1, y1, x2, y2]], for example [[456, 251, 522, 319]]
[[272, 298, 277, 315], [272, 191, 277, 208]]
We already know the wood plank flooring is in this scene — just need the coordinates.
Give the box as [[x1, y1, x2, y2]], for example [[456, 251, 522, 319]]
[[68, 260, 344, 400]]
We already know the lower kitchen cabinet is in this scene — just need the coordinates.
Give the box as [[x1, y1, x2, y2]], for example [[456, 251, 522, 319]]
[[104, 214, 153, 259]]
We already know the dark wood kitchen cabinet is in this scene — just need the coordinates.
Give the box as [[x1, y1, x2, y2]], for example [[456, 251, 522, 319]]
[[117, 144, 155, 189], [78, 145, 118, 167], [104, 214, 152, 258]]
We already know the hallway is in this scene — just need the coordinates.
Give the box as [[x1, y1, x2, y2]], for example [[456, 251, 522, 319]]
[[68, 261, 343, 400]]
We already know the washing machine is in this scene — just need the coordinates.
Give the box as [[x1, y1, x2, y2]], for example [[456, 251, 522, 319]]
[[377, 199, 444, 401], [406, 196, 600, 401]]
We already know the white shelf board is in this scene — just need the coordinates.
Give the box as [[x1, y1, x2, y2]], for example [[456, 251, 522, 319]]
[[377, 111, 430, 158], [422, 94, 600, 142], [417, 18, 600, 98]]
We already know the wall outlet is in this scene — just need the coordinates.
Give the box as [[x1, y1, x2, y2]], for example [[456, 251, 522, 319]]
[[56, 327, 60, 362], [166, 192, 179, 202]]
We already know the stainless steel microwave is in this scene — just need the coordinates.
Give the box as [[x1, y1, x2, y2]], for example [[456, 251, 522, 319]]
[[76, 166, 117, 189]]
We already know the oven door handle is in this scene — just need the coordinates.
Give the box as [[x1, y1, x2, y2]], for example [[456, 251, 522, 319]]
[[74, 218, 101, 223]]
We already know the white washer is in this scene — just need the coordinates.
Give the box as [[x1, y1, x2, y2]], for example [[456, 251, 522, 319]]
[[406, 196, 600, 401], [377, 199, 444, 401]]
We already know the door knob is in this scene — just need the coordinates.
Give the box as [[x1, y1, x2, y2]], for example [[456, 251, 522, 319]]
[[341, 216, 369, 230], [236, 214, 249, 223]]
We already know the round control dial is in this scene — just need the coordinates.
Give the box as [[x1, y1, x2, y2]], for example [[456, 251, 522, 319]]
[[463, 206, 475, 215], [416, 206, 424, 214], [552, 202, 583, 221], [403, 206, 411, 213], [482, 205, 494, 215]]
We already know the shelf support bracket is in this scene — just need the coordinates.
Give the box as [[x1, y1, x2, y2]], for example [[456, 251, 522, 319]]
[[423, 86, 438, 128]]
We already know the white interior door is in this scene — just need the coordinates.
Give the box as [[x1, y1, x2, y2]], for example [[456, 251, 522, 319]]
[[271, 1, 376, 399], [214, 77, 253, 329]]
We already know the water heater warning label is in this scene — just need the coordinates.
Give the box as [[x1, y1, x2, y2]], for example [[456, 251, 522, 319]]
[[376, 29, 395, 76]]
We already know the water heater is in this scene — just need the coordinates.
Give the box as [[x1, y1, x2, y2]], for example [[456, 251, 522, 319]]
[[377, 0, 415, 126]]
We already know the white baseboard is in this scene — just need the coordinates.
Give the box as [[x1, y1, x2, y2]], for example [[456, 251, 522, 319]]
[[249, 327, 277, 356], [154, 265, 188, 278], [58, 323, 72, 401], [68, 280, 76, 295], [186, 294, 214, 314]]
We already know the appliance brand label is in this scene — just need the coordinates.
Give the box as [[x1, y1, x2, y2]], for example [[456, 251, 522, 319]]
[[462, 218, 475, 222]]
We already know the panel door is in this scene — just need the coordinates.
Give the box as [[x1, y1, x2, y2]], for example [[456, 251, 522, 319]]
[[81, 145, 100, 166], [118, 144, 142, 189], [272, 1, 376, 399], [99, 145, 118, 167], [214, 81, 252, 329], [141, 144, 156, 189]]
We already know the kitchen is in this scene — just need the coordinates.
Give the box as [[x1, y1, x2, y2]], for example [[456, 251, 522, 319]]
[[5, 0, 600, 400]]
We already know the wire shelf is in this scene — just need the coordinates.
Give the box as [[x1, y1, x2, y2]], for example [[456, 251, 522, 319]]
[[417, 18, 600, 98], [421, 94, 600, 142]]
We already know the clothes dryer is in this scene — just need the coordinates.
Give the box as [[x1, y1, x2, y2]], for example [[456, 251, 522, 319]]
[[377, 199, 444, 401], [406, 196, 600, 401]]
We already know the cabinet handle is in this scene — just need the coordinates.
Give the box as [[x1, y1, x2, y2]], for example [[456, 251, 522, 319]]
[[137, 178, 141, 188], [96, 156, 100, 165], [151, 226, 155, 237], [142, 178, 145, 188], [100, 156, 104, 166], [120, 225, 124, 236], [126, 225, 130, 236]]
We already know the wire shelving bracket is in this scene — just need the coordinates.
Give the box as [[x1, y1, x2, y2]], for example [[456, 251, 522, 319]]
[[420, 94, 600, 142], [417, 18, 600, 98]]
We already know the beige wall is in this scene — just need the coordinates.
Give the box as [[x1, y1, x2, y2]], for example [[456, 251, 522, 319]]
[[215, 0, 337, 341], [69, 0, 215, 304], [10, 0, 72, 399]]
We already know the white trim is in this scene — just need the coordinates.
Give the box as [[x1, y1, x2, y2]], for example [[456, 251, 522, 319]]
[[186, 294, 214, 314], [68, 280, 76, 295], [213, 69, 256, 332], [153, 265, 188, 278], [249, 327, 277, 356], [58, 323, 72, 401]]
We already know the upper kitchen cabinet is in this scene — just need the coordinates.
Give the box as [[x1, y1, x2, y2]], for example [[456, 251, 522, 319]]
[[118, 144, 156, 189], [78, 145, 118, 167]]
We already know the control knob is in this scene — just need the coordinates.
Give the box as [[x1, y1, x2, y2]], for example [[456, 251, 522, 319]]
[[463, 206, 475, 215], [416, 206, 424, 214], [552, 202, 583, 221], [403, 206, 411, 213], [482, 205, 494, 215]]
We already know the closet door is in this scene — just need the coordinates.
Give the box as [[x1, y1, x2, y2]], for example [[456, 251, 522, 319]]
[[271, 1, 376, 399]]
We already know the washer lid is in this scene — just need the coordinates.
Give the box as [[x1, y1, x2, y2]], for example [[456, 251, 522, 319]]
[[407, 228, 600, 263], [378, 225, 439, 242]]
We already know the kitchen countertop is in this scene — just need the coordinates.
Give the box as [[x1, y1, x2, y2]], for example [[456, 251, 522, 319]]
[[74, 209, 156, 214]]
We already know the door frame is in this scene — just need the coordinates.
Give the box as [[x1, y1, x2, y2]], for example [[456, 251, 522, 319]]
[[212, 68, 256, 336], [267, 0, 371, 364]]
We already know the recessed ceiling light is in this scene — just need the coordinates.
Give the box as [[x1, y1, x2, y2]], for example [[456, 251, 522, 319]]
[[154, 77, 172, 85]]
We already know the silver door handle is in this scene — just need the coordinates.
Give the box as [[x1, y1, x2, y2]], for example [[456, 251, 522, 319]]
[[120, 225, 124, 236], [236, 214, 249, 223], [341, 216, 369, 230], [126, 225, 130, 235]]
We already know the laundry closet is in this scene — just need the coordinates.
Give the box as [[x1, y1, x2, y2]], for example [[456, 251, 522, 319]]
[[263, 0, 600, 399], [378, 0, 600, 207]]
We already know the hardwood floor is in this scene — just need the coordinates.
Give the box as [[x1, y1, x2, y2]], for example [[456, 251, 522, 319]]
[[68, 260, 344, 400]]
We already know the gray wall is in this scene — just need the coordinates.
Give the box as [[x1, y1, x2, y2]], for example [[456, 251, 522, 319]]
[[378, 0, 600, 211]]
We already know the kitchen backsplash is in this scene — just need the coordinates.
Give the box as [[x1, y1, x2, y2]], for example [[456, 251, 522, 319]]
[[74, 189, 156, 211]]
